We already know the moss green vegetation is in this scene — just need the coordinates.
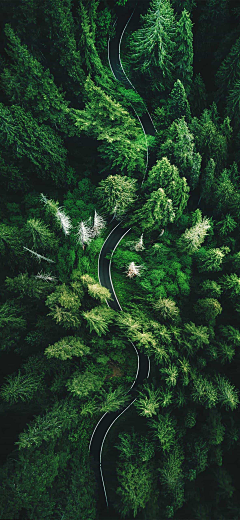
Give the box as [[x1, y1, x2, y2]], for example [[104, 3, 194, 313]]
[[0, 0, 240, 519]]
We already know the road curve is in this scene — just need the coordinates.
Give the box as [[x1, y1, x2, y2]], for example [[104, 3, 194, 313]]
[[89, 9, 155, 510]]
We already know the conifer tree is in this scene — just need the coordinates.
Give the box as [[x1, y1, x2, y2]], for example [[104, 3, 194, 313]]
[[82, 306, 115, 336], [200, 158, 216, 202], [135, 384, 161, 417], [188, 73, 207, 116], [177, 216, 211, 253], [99, 387, 128, 413], [43, 0, 85, 98], [97, 175, 137, 218], [215, 375, 239, 411], [145, 157, 189, 218], [175, 10, 194, 94], [196, 246, 230, 272], [73, 78, 146, 174], [153, 297, 180, 321], [150, 412, 177, 452], [46, 284, 82, 329], [0, 371, 41, 404], [44, 336, 90, 361], [220, 273, 240, 301], [129, 0, 176, 86], [216, 36, 240, 101], [194, 298, 222, 323], [2, 24, 70, 132], [161, 117, 202, 189], [66, 370, 104, 398], [167, 79, 191, 122], [25, 219, 58, 251], [133, 188, 175, 232], [0, 103, 74, 186]]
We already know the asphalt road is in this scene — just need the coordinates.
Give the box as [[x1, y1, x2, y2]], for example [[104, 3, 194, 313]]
[[89, 9, 156, 511]]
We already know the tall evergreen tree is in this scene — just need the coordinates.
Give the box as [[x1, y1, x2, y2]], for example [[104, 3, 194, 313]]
[[96, 174, 137, 218], [129, 0, 176, 86], [175, 9, 194, 94]]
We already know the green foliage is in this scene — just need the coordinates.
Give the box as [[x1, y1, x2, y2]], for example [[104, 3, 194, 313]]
[[145, 156, 189, 219], [0, 370, 41, 404], [135, 383, 161, 417], [194, 298, 222, 322], [175, 10, 194, 94], [82, 305, 115, 336], [132, 188, 175, 232], [177, 215, 211, 253], [129, 0, 176, 86], [45, 336, 90, 361], [46, 283, 82, 329], [66, 370, 104, 398], [150, 412, 177, 452], [96, 174, 137, 218], [161, 117, 202, 189]]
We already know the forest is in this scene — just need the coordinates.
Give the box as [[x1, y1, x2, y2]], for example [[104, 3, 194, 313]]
[[0, 0, 240, 518]]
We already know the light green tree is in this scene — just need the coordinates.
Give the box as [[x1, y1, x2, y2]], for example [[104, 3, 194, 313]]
[[145, 156, 189, 218], [150, 412, 177, 452], [96, 175, 137, 218], [135, 384, 161, 417], [215, 375, 239, 411], [167, 79, 191, 121], [133, 188, 175, 232], [82, 306, 115, 336], [44, 336, 90, 361], [161, 117, 202, 189], [46, 284, 82, 329], [153, 297, 180, 321], [66, 370, 103, 398], [177, 216, 211, 253]]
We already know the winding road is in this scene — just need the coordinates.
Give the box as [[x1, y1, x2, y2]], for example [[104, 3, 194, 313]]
[[89, 8, 156, 509]]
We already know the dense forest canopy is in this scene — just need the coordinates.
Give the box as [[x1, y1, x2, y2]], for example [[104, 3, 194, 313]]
[[0, 0, 240, 519]]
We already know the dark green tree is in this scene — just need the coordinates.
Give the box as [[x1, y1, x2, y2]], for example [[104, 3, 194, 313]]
[[175, 10, 194, 94]]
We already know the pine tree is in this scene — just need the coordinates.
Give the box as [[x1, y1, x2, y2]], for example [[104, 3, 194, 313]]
[[161, 117, 202, 189], [97, 175, 137, 218], [133, 188, 175, 232], [135, 384, 161, 417], [191, 374, 218, 408], [167, 79, 191, 122], [43, 0, 85, 99], [160, 363, 179, 387], [129, 0, 176, 86], [188, 73, 207, 117], [175, 10, 194, 94], [0, 223, 24, 269], [216, 214, 237, 237], [196, 246, 230, 272], [0, 370, 41, 404], [25, 219, 58, 251], [153, 297, 180, 321], [220, 273, 240, 301], [177, 216, 211, 253], [150, 412, 177, 452], [87, 282, 111, 303], [99, 387, 128, 412], [216, 36, 240, 101], [126, 262, 144, 278], [159, 446, 184, 506], [2, 24, 70, 132], [215, 375, 239, 411], [0, 103, 74, 186], [200, 158, 216, 202], [76, 219, 93, 247], [145, 156, 189, 219], [199, 280, 222, 298], [46, 284, 82, 329], [66, 370, 103, 398], [44, 336, 90, 361], [82, 306, 115, 336], [5, 273, 56, 300], [194, 298, 222, 322], [184, 322, 209, 351], [92, 210, 106, 237], [16, 399, 79, 449], [73, 78, 146, 174]]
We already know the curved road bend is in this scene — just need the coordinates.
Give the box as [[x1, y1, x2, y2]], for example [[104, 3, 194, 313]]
[[89, 9, 156, 510]]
